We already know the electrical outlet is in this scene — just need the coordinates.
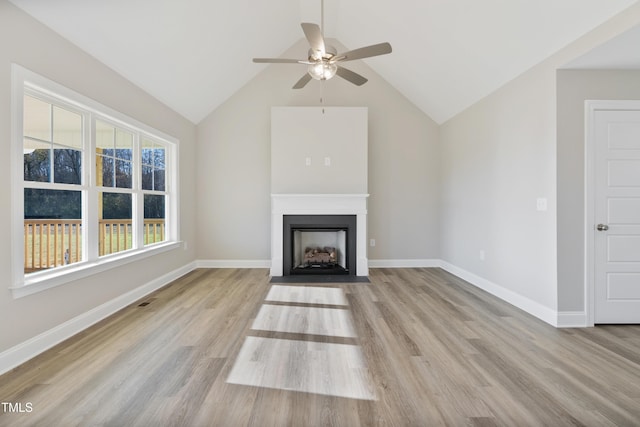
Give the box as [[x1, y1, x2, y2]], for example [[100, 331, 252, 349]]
[[536, 197, 547, 211], [370, 239, 376, 247], [324, 157, 331, 166], [183, 241, 188, 251], [479, 250, 485, 261], [305, 157, 312, 166]]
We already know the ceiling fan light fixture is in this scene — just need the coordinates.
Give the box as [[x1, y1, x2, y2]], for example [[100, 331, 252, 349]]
[[308, 60, 337, 81], [253, 19, 391, 89]]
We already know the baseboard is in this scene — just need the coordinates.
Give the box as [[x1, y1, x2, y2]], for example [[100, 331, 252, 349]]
[[368, 259, 441, 268], [198, 259, 442, 270], [0, 261, 198, 376], [556, 311, 588, 328], [196, 261, 582, 329], [439, 261, 558, 327], [196, 259, 271, 269]]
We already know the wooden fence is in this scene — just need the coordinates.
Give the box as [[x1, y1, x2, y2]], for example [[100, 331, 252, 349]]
[[24, 219, 165, 272]]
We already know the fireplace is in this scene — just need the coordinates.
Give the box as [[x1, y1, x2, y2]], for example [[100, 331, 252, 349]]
[[283, 215, 356, 276], [270, 194, 368, 277]]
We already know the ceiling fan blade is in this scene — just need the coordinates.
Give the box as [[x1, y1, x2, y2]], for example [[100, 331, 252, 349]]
[[301, 22, 326, 56], [292, 73, 313, 89], [335, 66, 368, 86], [253, 58, 306, 64], [335, 42, 392, 62]]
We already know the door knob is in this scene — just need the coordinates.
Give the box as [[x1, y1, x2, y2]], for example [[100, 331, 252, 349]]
[[597, 224, 609, 231]]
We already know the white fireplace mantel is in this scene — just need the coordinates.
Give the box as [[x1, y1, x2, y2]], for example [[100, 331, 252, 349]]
[[271, 194, 369, 277]]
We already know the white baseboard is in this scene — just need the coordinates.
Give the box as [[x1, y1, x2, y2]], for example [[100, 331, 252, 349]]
[[197, 260, 581, 330], [556, 311, 588, 328], [0, 261, 198, 376], [439, 261, 558, 327], [198, 259, 442, 270], [368, 259, 441, 268], [196, 259, 271, 269]]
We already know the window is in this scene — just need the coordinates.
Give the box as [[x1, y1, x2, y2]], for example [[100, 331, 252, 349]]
[[141, 138, 167, 246], [12, 65, 179, 297], [96, 120, 134, 256], [23, 95, 84, 272]]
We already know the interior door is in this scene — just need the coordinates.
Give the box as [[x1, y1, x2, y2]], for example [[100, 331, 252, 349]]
[[594, 109, 640, 323]]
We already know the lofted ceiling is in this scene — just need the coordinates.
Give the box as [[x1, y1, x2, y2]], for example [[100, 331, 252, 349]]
[[8, 0, 639, 124], [562, 23, 640, 69]]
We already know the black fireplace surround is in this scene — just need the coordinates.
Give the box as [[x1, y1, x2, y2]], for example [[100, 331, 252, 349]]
[[283, 214, 356, 276]]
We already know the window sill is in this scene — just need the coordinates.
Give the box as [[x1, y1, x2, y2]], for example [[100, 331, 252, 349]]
[[11, 241, 182, 299]]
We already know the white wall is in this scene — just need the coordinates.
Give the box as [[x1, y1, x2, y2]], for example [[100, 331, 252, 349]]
[[0, 1, 197, 358], [196, 39, 440, 263]]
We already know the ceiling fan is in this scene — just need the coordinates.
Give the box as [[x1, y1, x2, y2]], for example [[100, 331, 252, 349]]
[[253, 21, 392, 89]]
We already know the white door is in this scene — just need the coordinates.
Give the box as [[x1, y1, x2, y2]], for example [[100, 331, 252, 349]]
[[594, 109, 640, 323]]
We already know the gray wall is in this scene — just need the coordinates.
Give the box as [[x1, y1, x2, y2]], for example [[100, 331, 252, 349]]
[[556, 69, 640, 311], [0, 1, 197, 354], [196, 39, 441, 262], [439, 5, 640, 318], [440, 60, 559, 311], [271, 106, 368, 194]]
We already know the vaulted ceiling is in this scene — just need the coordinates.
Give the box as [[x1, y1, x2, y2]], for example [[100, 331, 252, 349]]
[[9, 0, 638, 124]]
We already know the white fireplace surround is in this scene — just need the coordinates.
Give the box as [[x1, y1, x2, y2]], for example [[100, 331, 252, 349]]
[[271, 194, 369, 277]]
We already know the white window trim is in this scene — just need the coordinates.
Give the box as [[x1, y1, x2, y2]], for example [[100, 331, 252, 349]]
[[11, 64, 181, 299]]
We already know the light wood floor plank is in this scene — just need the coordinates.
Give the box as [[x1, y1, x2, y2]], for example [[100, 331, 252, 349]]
[[1, 267, 640, 426]]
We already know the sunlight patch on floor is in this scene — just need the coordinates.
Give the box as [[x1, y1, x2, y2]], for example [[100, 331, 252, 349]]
[[252, 304, 356, 338], [227, 336, 376, 400], [266, 285, 349, 305], [227, 285, 376, 400]]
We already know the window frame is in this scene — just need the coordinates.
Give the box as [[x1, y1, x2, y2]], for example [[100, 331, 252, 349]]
[[11, 64, 180, 298]]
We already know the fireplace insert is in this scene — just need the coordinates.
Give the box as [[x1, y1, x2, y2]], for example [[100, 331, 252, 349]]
[[283, 215, 356, 276]]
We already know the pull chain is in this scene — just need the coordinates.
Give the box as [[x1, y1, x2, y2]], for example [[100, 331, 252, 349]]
[[320, 0, 326, 114], [321, 0, 324, 35]]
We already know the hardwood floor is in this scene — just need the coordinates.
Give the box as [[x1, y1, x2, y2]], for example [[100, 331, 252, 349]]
[[1, 268, 640, 426]]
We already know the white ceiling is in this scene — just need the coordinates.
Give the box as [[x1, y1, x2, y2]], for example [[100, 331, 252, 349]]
[[9, 0, 638, 124], [562, 23, 640, 69]]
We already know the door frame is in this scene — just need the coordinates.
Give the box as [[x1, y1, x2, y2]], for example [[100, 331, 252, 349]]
[[584, 100, 640, 326]]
